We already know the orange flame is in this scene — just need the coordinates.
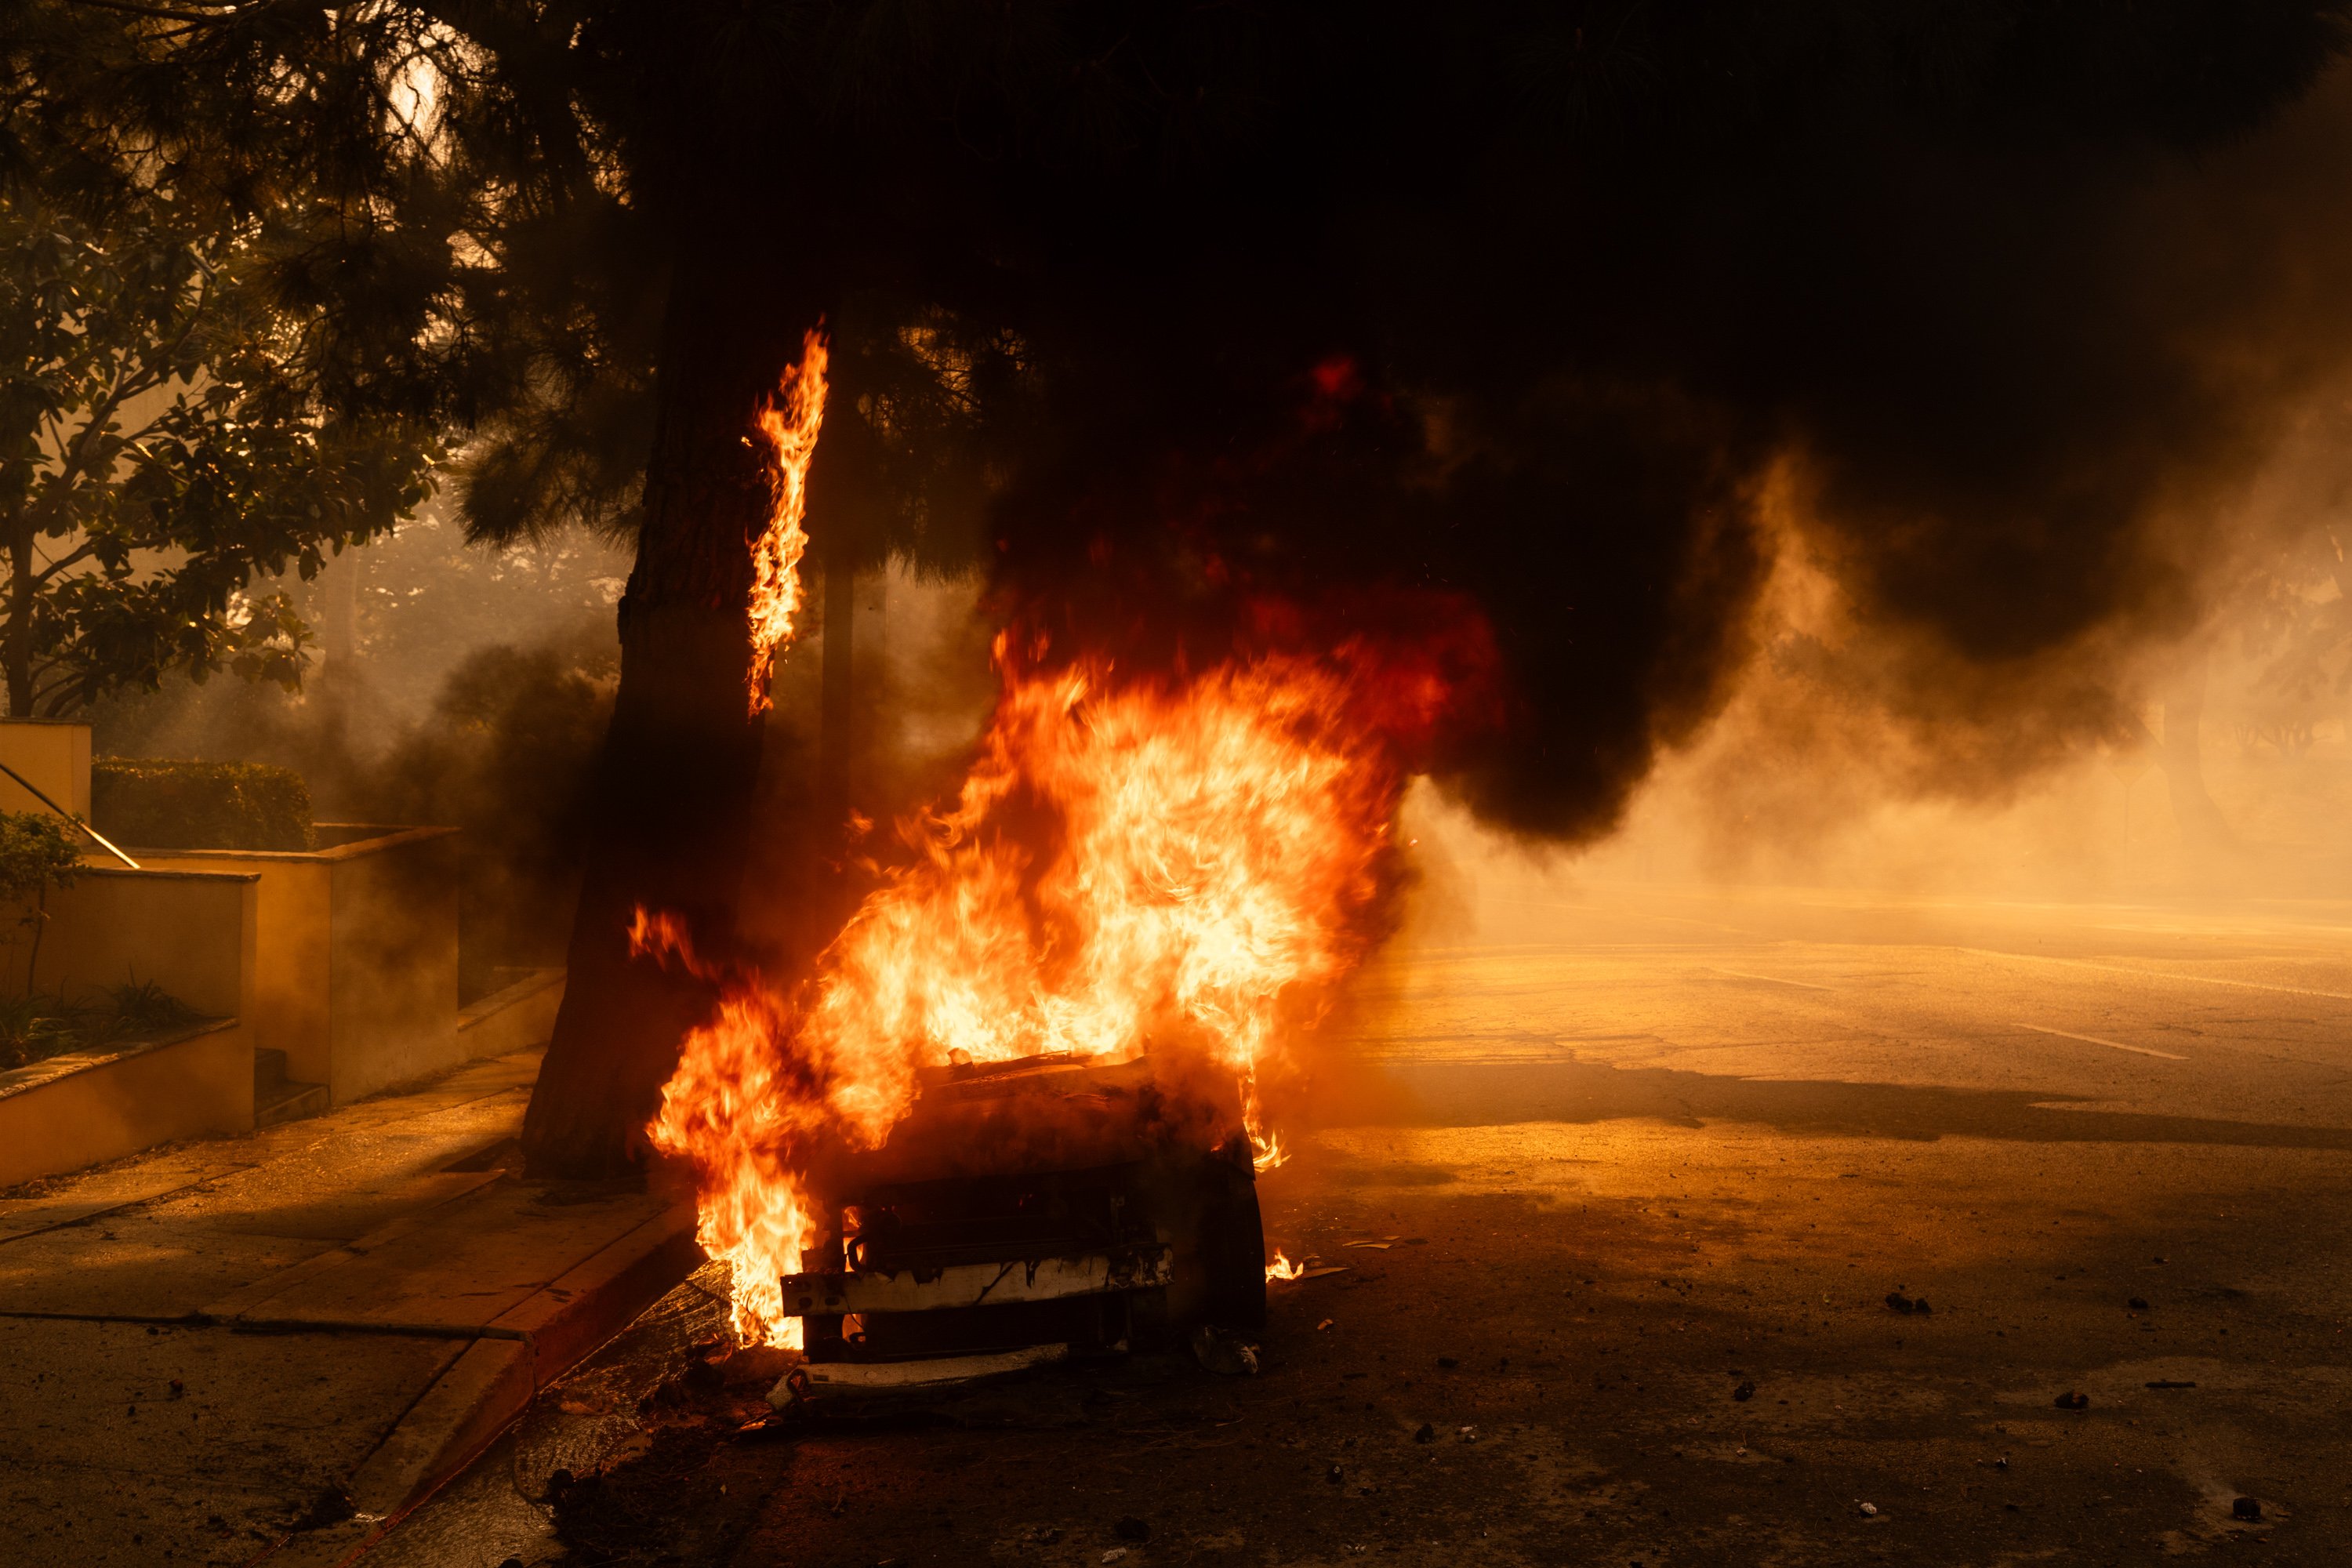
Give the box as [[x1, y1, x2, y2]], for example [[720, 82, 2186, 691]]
[[1265, 1249, 1308, 1283], [746, 327, 829, 716], [652, 630, 1471, 1345]]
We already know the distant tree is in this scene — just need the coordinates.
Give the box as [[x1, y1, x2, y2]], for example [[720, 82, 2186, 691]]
[[0, 180, 437, 718]]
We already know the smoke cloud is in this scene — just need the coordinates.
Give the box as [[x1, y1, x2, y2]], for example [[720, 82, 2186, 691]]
[[856, 13, 2352, 855]]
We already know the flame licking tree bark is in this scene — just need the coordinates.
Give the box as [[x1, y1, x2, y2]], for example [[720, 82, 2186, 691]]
[[646, 627, 1484, 1346], [746, 329, 828, 714], [522, 257, 833, 1178]]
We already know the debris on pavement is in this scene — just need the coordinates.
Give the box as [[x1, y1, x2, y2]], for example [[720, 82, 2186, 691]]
[[1858, 1501, 1879, 1516], [1733, 1380, 1756, 1402], [2233, 1497, 2263, 1522], [1190, 1324, 1260, 1377], [292, 1486, 356, 1531], [2054, 1391, 2089, 1410], [1414, 1423, 1436, 1443], [2146, 1379, 2196, 1390], [2128, 1297, 2151, 1311], [1116, 1515, 1151, 1541], [1884, 1290, 1931, 1315]]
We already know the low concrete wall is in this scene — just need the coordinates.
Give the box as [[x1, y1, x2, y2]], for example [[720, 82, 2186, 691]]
[[0, 866, 256, 1185], [0, 720, 92, 820], [22, 864, 258, 1021], [0, 1018, 252, 1189], [134, 826, 461, 1105], [456, 968, 565, 1062]]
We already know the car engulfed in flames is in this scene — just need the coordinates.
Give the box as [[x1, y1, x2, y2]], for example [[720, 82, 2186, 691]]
[[644, 602, 1494, 1395]]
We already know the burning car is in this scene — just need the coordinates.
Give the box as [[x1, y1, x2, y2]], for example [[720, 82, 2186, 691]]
[[645, 633, 1481, 1384], [774, 1051, 1265, 1397]]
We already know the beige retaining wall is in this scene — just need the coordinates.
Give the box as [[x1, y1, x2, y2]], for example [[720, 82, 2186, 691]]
[[0, 1019, 252, 1189], [0, 719, 92, 820], [0, 866, 259, 1187], [24, 864, 257, 1020], [133, 826, 462, 1105]]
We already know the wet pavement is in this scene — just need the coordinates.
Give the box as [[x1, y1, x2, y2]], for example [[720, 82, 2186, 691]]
[[377, 882, 2352, 1566]]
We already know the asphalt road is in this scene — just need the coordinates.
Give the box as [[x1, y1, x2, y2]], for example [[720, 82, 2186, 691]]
[[390, 881, 2352, 1566]]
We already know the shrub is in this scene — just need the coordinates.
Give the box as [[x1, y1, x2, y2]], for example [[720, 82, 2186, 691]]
[[91, 757, 315, 851], [0, 994, 72, 1071], [0, 981, 206, 1073], [0, 811, 82, 994], [0, 813, 81, 905]]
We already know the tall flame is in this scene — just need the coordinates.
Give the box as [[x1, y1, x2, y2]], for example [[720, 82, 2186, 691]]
[[652, 629, 1472, 1346], [746, 327, 829, 715]]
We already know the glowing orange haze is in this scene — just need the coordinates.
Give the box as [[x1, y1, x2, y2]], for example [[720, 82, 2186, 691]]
[[745, 328, 829, 716], [646, 633, 1454, 1346]]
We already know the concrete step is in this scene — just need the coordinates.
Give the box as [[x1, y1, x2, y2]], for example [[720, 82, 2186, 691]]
[[254, 1046, 290, 1093], [256, 1076, 329, 1127]]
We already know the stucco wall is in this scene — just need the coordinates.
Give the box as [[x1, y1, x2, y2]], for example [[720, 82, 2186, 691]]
[[326, 826, 461, 1100], [19, 865, 258, 1021], [0, 720, 92, 820], [133, 826, 459, 1104], [0, 866, 259, 1185], [0, 1019, 252, 1189]]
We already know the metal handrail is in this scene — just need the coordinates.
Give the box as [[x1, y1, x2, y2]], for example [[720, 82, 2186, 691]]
[[0, 760, 140, 869]]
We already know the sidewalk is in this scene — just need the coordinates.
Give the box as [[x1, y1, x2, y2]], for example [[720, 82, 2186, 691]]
[[0, 1047, 702, 1568]]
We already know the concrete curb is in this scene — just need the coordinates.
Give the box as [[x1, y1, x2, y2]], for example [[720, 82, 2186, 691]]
[[344, 1199, 702, 1523]]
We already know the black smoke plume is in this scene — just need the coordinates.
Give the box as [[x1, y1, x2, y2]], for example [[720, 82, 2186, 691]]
[[738, 3, 2352, 845]]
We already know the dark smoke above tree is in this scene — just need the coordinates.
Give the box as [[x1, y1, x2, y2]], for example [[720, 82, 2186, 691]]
[[13, 2, 2352, 1171]]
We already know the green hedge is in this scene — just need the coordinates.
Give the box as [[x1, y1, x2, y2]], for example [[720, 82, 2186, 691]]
[[92, 758, 316, 852]]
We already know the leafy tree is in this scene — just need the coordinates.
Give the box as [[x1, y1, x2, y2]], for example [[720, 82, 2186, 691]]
[[0, 176, 437, 718]]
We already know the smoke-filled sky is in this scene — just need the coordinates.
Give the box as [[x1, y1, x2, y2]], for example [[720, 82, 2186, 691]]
[[875, 7, 2352, 853], [88, 5, 2352, 919]]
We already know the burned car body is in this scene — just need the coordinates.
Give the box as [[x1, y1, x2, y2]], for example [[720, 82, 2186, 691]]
[[775, 1052, 1265, 1396]]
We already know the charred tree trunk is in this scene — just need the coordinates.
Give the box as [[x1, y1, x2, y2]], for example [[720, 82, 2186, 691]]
[[522, 253, 817, 1178]]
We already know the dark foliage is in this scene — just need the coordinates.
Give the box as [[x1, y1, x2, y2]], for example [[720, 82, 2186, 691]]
[[92, 756, 315, 851], [0, 100, 439, 719]]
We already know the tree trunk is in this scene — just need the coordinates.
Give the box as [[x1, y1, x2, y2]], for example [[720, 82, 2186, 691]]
[[521, 252, 820, 1178]]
